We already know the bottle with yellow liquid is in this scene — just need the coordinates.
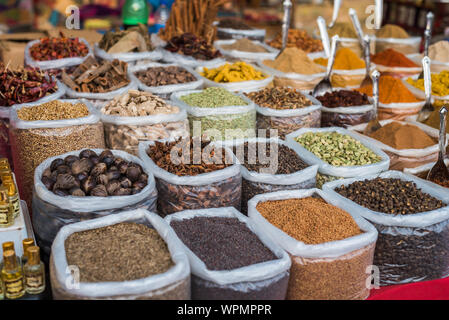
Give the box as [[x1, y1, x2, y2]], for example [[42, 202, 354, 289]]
[[1, 250, 25, 299], [0, 275, 4, 300], [23, 246, 45, 294], [21, 238, 34, 265], [2, 181, 19, 219], [0, 187, 14, 227], [1, 242, 21, 269]]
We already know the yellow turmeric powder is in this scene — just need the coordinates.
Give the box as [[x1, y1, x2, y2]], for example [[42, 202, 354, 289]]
[[314, 47, 365, 70], [201, 61, 267, 83], [406, 71, 449, 96]]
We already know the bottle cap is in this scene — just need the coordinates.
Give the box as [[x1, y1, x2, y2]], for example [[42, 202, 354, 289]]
[[3, 181, 16, 197], [0, 186, 9, 205], [2, 241, 14, 252], [26, 246, 40, 266], [22, 238, 34, 258], [3, 250, 17, 270], [0, 158, 9, 166], [1, 174, 13, 183]]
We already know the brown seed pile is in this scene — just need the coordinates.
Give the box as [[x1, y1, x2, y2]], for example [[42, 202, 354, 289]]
[[65, 222, 174, 282], [245, 87, 312, 110], [256, 197, 362, 244], [134, 66, 197, 87], [17, 101, 89, 121]]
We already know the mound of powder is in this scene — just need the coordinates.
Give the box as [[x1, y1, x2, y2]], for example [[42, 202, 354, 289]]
[[263, 47, 323, 74], [429, 41, 449, 63]]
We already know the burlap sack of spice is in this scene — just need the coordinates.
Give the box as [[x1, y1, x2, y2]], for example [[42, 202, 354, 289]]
[[9, 100, 105, 212], [216, 137, 319, 214], [164, 207, 292, 300], [349, 120, 445, 171], [248, 188, 378, 300], [32, 148, 158, 256], [50, 209, 191, 300], [323, 171, 449, 286]]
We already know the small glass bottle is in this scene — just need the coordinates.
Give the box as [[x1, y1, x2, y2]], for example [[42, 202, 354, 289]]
[[0, 158, 9, 166], [1, 250, 25, 299], [0, 276, 4, 300], [3, 181, 19, 219], [21, 238, 35, 265], [0, 187, 13, 228], [23, 246, 45, 295]]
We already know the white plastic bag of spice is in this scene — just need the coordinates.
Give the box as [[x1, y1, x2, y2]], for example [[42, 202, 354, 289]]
[[138, 139, 242, 217], [9, 99, 106, 210], [63, 78, 138, 101], [213, 39, 278, 62], [257, 60, 326, 91], [159, 48, 226, 69], [195, 62, 274, 93], [100, 104, 189, 156], [403, 159, 449, 179], [171, 89, 256, 140], [128, 62, 204, 98], [251, 92, 322, 139], [50, 208, 190, 300], [348, 120, 447, 171], [24, 38, 93, 70], [285, 127, 390, 180], [323, 170, 449, 285], [372, 63, 421, 79], [216, 137, 319, 214], [402, 76, 449, 103], [320, 101, 375, 128], [32, 148, 157, 256], [247, 188, 378, 300], [377, 100, 426, 121], [93, 43, 163, 63], [374, 36, 421, 55], [164, 206, 291, 300], [215, 25, 266, 42]]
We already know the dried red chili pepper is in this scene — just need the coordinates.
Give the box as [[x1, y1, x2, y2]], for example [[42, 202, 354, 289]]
[[29, 35, 89, 61]]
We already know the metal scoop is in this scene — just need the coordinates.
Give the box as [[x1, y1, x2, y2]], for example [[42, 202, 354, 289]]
[[417, 56, 434, 123], [328, 0, 342, 28], [418, 29, 432, 80], [317, 16, 331, 58], [275, 0, 293, 58], [375, 0, 383, 30], [427, 106, 449, 183], [349, 8, 365, 48], [360, 35, 373, 88], [363, 70, 382, 135], [312, 35, 339, 97]]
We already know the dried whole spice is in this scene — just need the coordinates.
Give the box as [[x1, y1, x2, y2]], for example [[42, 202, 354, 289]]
[[335, 178, 446, 215], [0, 64, 57, 106], [17, 100, 89, 121], [246, 87, 312, 110], [268, 29, 323, 53], [62, 56, 130, 93], [65, 222, 174, 282], [98, 24, 154, 53], [257, 110, 321, 139], [217, 18, 252, 30], [164, 33, 222, 61], [29, 34, 89, 61], [316, 90, 370, 108], [147, 138, 230, 176], [134, 66, 197, 87], [41, 149, 148, 197]]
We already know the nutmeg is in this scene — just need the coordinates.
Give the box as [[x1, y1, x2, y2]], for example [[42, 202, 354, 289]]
[[106, 180, 121, 195], [71, 158, 94, 175], [56, 165, 71, 175], [118, 162, 128, 175], [96, 174, 109, 185], [90, 156, 100, 165], [50, 158, 64, 171], [99, 150, 113, 160], [114, 157, 125, 167], [120, 176, 132, 188], [42, 167, 52, 179], [69, 187, 86, 197], [54, 173, 78, 190], [79, 149, 97, 159], [64, 155, 79, 166], [76, 172, 88, 182], [126, 166, 141, 182], [132, 180, 146, 190], [41, 176, 55, 190], [91, 163, 107, 176], [113, 188, 131, 196], [103, 156, 114, 168], [106, 170, 121, 181], [82, 176, 97, 194], [139, 173, 149, 183], [54, 189, 69, 197], [90, 184, 108, 197]]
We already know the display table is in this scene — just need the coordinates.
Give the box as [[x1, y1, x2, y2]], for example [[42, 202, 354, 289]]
[[369, 278, 449, 300]]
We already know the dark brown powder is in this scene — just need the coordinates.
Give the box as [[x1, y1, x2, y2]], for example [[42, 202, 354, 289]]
[[65, 222, 174, 282]]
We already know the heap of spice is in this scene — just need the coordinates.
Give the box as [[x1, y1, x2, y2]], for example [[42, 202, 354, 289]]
[[220, 38, 268, 53], [429, 41, 449, 63], [256, 197, 362, 244], [61, 56, 130, 93], [65, 222, 174, 282], [29, 34, 89, 61], [317, 90, 370, 108], [134, 66, 196, 87], [98, 24, 154, 53], [263, 47, 323, 74], [327, 22, 357, 38], [314, 48, 365, 70], [170, 216, 277, 270], [0, 64, 57, 106], [423, 101, 449, 131], [146, 138, 231, 176], [335, 178, 446, 214], [376, 24, 409, 38], [201, 62, 267, 83], [368, 122, 435, 150], [372, 48, 418, 68], [407, 71, 449, 96], [164, 33, 222, 60], [357, 75, 420, 104], [233, 142, 308, 174], [180, 87, 247, 108], [217, 18, 252, 30], [245, 87, 312, 110], [41, 149, 148, 197], [17, 100, 89, 121], [295, 131, 382, 166], [268, 29, 323, 53]]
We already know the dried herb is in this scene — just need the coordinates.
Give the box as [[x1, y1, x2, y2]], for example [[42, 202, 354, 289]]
[[165, 33, 222, 61], [99, 24, 154, 53]]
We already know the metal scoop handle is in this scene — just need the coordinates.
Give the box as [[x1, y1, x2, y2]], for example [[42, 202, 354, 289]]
[[349, 8, 365, 48], [326, 35, 339, 78], [280, 0, 293, 53], [423, 56, 432, 105], [317, 16, 331, 58], [372, 70, 380, 115], [439, 107, 447, 158], [329, 0, 342, 28], [375, 0, 383, 29]]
